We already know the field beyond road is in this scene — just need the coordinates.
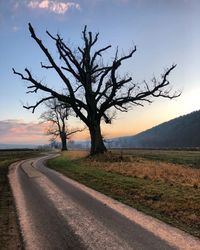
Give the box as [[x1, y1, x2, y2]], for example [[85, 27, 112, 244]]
[[0, 150, 42, 250], [47, 149, 200, 238]]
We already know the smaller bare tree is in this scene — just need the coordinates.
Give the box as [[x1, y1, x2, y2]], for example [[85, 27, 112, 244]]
[[40, 99, 83, 151]]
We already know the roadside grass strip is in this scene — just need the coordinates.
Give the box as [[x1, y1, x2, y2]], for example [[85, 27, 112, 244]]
[[47, 150, 200, 238]]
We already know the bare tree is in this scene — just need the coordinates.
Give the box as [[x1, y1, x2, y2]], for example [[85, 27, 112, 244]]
[[13, 24, 180, 155], [41, 99, 83, 151]]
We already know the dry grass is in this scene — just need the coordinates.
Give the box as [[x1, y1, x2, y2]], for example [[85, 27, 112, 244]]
[[86, 157, 200, 188], [62, 150, 88, 160], [61, 150, 200, 188], [48, 150, 200, 237], [111, 149, 200, 169]]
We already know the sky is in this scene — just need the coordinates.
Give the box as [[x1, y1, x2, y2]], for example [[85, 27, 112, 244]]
[[0, 0, 200, 144]]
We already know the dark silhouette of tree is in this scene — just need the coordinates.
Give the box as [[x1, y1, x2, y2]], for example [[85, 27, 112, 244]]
[[13, 23, 180, 155], [40, 99, 83, 151]]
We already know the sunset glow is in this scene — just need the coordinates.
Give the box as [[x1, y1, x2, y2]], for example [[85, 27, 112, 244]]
[[0, 0, 200, 145]]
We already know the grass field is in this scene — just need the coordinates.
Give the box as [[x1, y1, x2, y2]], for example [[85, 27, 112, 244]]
[[47, 149, 200, 238], [116, 149, 200, 169], [0, 150, 42, 250]]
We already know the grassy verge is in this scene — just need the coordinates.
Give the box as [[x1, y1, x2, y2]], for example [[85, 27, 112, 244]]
[[0, 150, 42, 250], [115, 149, 200, 169], [47, 150, 200, 238]]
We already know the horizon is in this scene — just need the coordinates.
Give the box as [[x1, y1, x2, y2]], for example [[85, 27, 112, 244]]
[[0, 0, 200, 144], [0, 108, 199, 146]]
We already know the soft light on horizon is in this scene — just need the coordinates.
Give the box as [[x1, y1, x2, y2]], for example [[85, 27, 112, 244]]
[[0, 0, 200, 144]]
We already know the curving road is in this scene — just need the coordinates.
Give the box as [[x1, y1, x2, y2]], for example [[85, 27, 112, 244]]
[[9, 154, 200, 250]]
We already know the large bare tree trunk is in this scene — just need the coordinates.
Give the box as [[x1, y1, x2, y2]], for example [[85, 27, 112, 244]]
[[60, 132, 67, 151], [89, 123, 107, 155]]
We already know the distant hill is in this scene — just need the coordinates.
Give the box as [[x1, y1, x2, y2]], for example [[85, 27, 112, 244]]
[[109, 110, 200, 148]]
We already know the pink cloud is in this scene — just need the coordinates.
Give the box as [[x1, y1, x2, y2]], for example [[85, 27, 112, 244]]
[[0, 120, 48, 144], [27, 0, 80, 14]]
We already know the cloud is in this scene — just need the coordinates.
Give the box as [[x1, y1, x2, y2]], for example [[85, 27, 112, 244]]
[[27, 0, 80, 14], [0, 119, 48, 144]]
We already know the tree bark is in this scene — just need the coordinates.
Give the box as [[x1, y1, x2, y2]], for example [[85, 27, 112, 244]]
[[60, 132, 67, 151], [89, 123, 107, 155]]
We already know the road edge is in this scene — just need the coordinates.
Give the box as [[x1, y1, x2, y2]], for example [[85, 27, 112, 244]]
[[42, 157, 200, 250]]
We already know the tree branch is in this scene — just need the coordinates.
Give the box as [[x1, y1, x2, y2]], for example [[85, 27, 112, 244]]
[[66, 127, 85, 138], [41, 62, 54, 69], [24, 96, 55, 113]]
